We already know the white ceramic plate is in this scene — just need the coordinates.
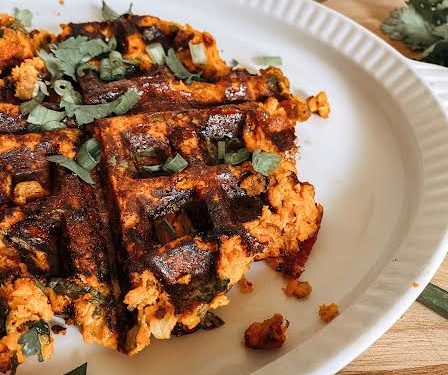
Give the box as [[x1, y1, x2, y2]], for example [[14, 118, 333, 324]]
[[3, 0, 448, 374]]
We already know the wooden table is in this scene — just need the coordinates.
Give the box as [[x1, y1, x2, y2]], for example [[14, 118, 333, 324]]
[[319, 1, 448, 373]]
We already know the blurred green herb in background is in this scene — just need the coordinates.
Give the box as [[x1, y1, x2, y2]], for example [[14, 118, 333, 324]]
[[381, 0, 448, 66]]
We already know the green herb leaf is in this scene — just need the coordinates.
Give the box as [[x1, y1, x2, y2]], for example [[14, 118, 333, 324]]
[[422, 40, 448, 65], [34, 279, 47, 293], [27, 104, 66, 126], [64, 362, 87, 375], [254, 56, 282, 66], [230, 59, 239, 67], [61, 88, 140, 125], [100, 52, 123, 81], [100, 50, 136, 81], [10, 352, 18, 375], [166, 48, 202, 84], [27, 121, 66, 133], [223, 148, 251, 165], [162, 218, 177, 238], [432, 23, 448, 39], [201, 312, 225, 330], [140, 164, 163, 174], [20, 100, 40, 116], [37, 50, 63, 81], [54, 80, 82, 104], [20, 91, 45, 115], [217, 141, 226, 160], [77, 138, 101, 171], [112, 88, 141, 114], [47, 155, 95, 184], [189, 41, 207, 65], [163, 153, 188, 173], [51, 36, 116, 80], [204, 137, 218, 164], [381, 5, 439, 50], [251, 149, 281, 176], [13, 8, 32, 27], [47, 278, 87, 298], [33, 80, 49, 97], [409, 0, 448, 25], [101, 0, 120, 21], [77, 62, 100, 77], [437, 0, 448, 10], [47, 278, 105, 304], [134, 148, 157, 158], [18, 320, 50, 362], [417, 282, 448, 319], [143, 28, 158, 42], [145, 43, 166, 65], [62, 100, 112, 125]]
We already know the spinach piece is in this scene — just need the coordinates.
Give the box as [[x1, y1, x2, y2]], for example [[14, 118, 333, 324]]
[[101, 0, 133, 21], [18, 320, 50, 362], [46, 156, 95, 185]]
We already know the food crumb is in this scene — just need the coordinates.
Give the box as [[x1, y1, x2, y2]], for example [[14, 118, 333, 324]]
[[177, 274, 191, 285], [238, 276, 253, 293], [283, 279, 312, 299], [319, 303, 339, 323], [412, 282, 419, 288], [244, 314, 289, 349], [51, 324, 67, 335], [307, 91, 330, 118]]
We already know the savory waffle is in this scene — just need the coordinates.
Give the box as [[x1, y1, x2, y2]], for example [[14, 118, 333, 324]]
[[0, 7, 324, 372]]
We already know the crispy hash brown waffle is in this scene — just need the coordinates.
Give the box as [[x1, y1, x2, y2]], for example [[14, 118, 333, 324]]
[[0, 8, 324, 372]]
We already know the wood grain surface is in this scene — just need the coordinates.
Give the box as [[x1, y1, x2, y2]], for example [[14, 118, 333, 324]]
[[320, 1, 448, 374]]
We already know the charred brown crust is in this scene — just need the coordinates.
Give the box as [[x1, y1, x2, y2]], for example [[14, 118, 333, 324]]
[[267, 204, 322, 279], [79, 67, 289, 114]]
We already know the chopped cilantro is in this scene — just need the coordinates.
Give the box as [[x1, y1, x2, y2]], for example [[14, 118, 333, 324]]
[[101, 1, 133, 21], [42, 36, 116, 80], [61, 88, 140, 125], [165, 48, 202, 84], [381, 0, 448, 67], [13, 8, 32, 27]]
